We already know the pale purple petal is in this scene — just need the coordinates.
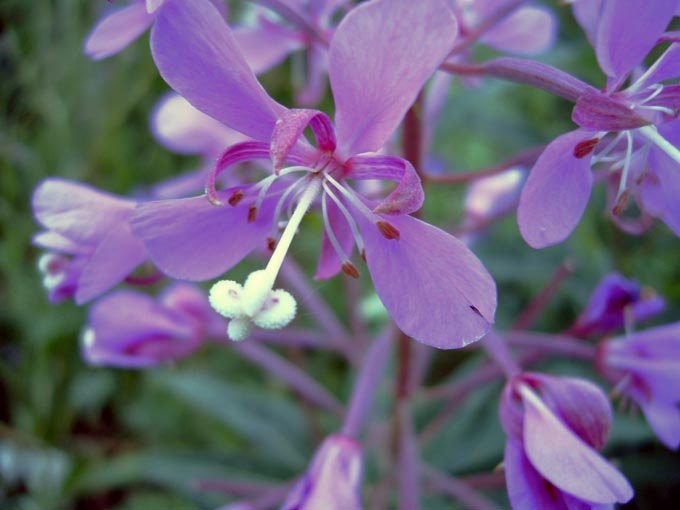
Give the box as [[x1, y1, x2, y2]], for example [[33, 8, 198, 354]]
[[640, 399, 680, 450], [346, 156, 424, 215], [329, 0, 457, 156], [464, 168, 525, 225], [632, 43, 680, 91], [131, 190, 277, 281], [527, 373, 613, 450], [32, 179, 134, 246], [315, 197, 355, 280], [357, 213, 496, 349], [647, 124, 680, 235], [596, 0, 677, 81], [571, 0, 603, 46], [518, 130, 596, 248], [233, 20, 303, 75], [505, 439, 569, 510], [151, 0, 286, 142], [75, 222, 147, 304], [84, 2, 154, 60], [151, 93, 246, 156], [146, 0, 165, 13], [33, 231, 87, 254], [481, 6, 557, 56], [521, 387, 633, 504], [150, 167, 211, 199], [296, 44, 329, 106]]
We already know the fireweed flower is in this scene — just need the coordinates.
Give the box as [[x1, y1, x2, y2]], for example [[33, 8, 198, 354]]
[[234, 0, 348, 105], [518, 1, 680, 248], [83, 283, 221, 368], [500, 372, 633, 509], [570, 272, 665, 338], [280, 434, 362, 510], [131, 0, 497, 348], [150, 92, 249, 199], [32, 179, 147, 304], [598, 323, 680, 449], [84, 0, 227, 60]]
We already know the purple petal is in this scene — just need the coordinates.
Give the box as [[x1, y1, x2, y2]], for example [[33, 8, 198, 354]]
[[571, 0, 603, 46], [84, 2, 154, 60], [33, 231, 87, 254], [640, 398, 680, 450], [146, 0, 165, 13], [521, 386, 633, 504], [270, 109, 336, 172], [75, 221, 147, 304], [32, 179, 134, 246], [572, 90, 651, 131], [329, 0, 457, 156], [233, 20, 303, 75], [357, 213, 496, 349], [315, 196, 355, 280], [505, 438, 569, 510], [518, 130, 595, 248], [130, 190, 276, 281], [647, 125, 680, 235], [481, 6, 557, 56], [296, 44, 329, 107], [151, 0, 286, 142], [632, 43, 680, 91], [150, 167, 211, 199], [84, 290, 199, 368], [150, 93, 246, 156], [346, 156, 424, 215], [596, 0, 677, 81], [526, 373, 613, 450]]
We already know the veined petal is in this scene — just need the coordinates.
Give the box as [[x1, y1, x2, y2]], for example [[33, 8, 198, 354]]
[[329, 0, 457, 156], [573, 90, 651, 130], [131, 189, 277, 281], [151, 0, 287, 142], [505, 439, 569, 510], [481, 6, 557, 56], [270, 109, 336, 172], [233, 20, 303, 75], [518, 130, 595, 248], [521, 387, 633, 504], [151, 93, 245, 156], [32, 179, 134, 246], [357, 213, 496, 349], [76, 221, 147, 304], [84, 2, 154, 60], [346, 156, 424, 215], [596, 0, 677, 82]]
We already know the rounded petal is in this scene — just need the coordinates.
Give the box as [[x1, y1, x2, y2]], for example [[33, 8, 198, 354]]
[[640, 399, 680, 450], [518, 130, 595, 248], [130, 191, 276, 281], [481, 6, 557, 56], [151, 0, 286, 142], [84, 2, 154, 60], [329, 0, 457, 156], [358, 213, 496, 349], [233, 21, 303, 75]]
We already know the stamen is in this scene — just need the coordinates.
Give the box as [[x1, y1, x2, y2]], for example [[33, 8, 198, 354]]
[[592, 132, 624, 165], [248, 206, 257, 223], [269, 176, 311, 237], [615, 131, 634, 201], [228, 190, 244, 206], [638, 125, 680, 165], [376, 220, 400, 240], [321, 192, 352, 265], [573, 137, 600, 158], [341, 262, 360, 279], [322, 182, 366, 255]]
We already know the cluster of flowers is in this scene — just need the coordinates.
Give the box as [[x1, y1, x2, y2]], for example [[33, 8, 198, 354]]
[[32, 0, 680, 508]]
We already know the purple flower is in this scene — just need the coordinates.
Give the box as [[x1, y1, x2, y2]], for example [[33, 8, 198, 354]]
[[598, 323, 680, 449], [518, 2, 680, 247], [84, 0, 227, 60], [131, 0, 497, 348], [280, 434, 362, 510], [83, 283, 222, 368], [32, 179, 147, 304], [500, 372, 633, 509]]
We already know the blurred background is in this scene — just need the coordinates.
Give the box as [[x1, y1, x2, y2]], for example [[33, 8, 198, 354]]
[[1, 1, 679, 508]]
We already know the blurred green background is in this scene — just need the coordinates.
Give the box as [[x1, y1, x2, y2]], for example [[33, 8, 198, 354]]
[[1, 1, 679, 509]]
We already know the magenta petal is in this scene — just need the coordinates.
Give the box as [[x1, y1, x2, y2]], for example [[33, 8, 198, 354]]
[[131, 191, 275, 281], [329, 0, 457, 156], [84, 2, 154, 60], [151, 0, 286, 142], [33, 179, 134, 246], [527, 373, 613, 450], [505, 439, 569, 510], [346, 156, 424, 216], [640, 399, 680, 450], [75, 222, 147, 304], [481, 6, 557, 56], [315, 196, 355, 280], [596, 0, 677, 81], [521, 387, 633, 504], [233, 21, 303, 75], [270, 109, 336, 171], [358, 213, 496, 349], [150, 93, 245, 156], [518, 130, 595, 248]]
